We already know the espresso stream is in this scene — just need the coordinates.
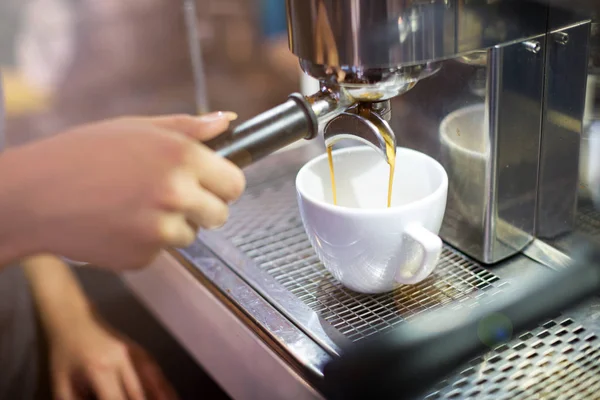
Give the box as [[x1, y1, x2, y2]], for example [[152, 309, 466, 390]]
[[327, 134, 396, 208]]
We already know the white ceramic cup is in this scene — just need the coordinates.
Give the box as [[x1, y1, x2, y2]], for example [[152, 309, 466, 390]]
[[580, 120, 600, 204], [296, 146, 448, 294], [439, 103, 489, 228]]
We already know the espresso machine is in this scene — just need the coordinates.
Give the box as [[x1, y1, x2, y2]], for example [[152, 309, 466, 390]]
[[124, 1, 600, 399], [210, 0, 591, 265]]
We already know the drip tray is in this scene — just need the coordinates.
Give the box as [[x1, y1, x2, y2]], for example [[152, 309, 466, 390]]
[[230, 223, 497, 343], [188, 146, 600, 399]]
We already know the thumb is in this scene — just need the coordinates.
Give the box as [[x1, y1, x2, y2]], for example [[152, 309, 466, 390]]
[[149, 112, 238, 141]]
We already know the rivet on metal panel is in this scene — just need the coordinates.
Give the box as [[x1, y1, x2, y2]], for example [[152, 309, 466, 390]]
[[523, 40, 541, 53], [554, 32, 570, 45]]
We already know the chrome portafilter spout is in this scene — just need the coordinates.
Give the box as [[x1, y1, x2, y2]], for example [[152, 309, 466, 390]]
[[323, 103, 397, 165]]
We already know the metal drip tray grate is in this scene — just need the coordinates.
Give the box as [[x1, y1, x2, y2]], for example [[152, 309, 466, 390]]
[[428, 317, 600, 400], [231, 222, 497, 342], [219, 175, 498, 342], [204, 151, 600, 399]]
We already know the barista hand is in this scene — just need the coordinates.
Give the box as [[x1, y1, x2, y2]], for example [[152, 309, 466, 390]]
[[0, 112, 245, 270], [23, 254, 179, 400], [49, 312, 178, 400]]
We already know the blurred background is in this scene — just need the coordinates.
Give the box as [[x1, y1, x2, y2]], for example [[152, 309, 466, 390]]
[[0, 0, 303, 398], [0, 0, 301, 146]]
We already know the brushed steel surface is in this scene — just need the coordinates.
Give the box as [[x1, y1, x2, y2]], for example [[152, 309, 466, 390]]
[[286, 0, 554, 69], [389, 35, 548, 264], [537, 22, 591, 240], [124, 252, 326, 400]]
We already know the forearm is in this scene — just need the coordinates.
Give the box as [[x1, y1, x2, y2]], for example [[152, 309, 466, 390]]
[[0, 149, 42, 268], [23, 254, 93, 336]]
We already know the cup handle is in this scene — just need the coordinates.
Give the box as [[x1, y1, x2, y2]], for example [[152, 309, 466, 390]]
[[396, 224, 442, 284]]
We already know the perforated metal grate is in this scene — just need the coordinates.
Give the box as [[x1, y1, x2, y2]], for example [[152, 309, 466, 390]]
[[232, 222, 498, 341], [427, 317, 600, 400]]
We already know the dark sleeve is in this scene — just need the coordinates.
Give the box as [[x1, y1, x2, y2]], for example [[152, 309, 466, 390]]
[[0, 265, 39, 400], [525, 0, 600, 14]]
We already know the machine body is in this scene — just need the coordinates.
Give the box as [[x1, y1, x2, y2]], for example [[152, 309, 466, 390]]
[[210, 0, 592, 264], [288, 0, 591, 265], [176, 2, 600, 399]]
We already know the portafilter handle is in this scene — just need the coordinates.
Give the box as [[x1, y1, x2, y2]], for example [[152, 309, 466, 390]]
[[205, 90, 397, 169], [204, 93, 319, 169]]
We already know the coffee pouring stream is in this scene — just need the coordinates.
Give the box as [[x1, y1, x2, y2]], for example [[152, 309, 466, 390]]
[[323, 104, 397, 166], [323, 104, 397, 208]]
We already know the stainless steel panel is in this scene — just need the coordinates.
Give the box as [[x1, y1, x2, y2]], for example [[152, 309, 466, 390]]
[[537, 22, 591, 240], [182, 144, 600, 399], [286, 0, 552, 68], [522, 202, 600, 269], [534, 201, 600, 265], [123, 252, 326, 400], [486, 37, 545, 262], [388, 36, 546, 264]]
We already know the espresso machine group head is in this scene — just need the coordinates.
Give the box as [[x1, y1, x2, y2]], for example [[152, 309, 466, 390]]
[[208, 0, 458, 167], [208, 0, 585, 166]]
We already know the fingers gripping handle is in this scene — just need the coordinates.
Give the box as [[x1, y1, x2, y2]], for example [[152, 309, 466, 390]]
[[205, 94, 319, 169], [396, 224, 442, 284]]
